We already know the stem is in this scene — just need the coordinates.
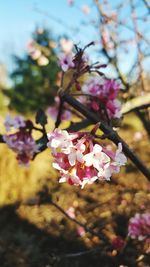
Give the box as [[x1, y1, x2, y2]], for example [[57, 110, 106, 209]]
[[55, 97, 64, 128], [32, 126, 44, 133], [50, 200, 108, 243], [21, 196, 108, 244], [60, 247, 101, 259], [62, 93, 150, 180], [136, 110, 150, 138]]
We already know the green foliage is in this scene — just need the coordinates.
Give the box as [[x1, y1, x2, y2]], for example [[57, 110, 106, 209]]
[[4, 29, 60, 114]]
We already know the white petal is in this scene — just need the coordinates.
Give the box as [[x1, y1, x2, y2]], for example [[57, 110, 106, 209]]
[[76, 152, 84, 163], [62, 64, 68, 72], [59, 177, 67, 183], [51, 139, 60, 148], [93, 144, 102, 153], [117, 142, 122, 154], [52, 162, 62, 170], [68, 152, 76, 166], [84, 152, 93, 166]]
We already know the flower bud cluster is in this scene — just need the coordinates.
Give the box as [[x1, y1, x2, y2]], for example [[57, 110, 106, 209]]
[[3, 115, 39, 166], [82, 76, 121, 119], [47, 128, 127, 188], [128, 213, 150, 241], [58, 48, 122, 120]]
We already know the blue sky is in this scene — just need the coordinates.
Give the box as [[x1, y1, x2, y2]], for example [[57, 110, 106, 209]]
[[0, 0, 149, 78], [0, 0, 95, 70]]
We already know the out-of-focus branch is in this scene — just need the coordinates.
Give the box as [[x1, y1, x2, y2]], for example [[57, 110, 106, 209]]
[[102, 47, 129, 90], [129, 0, 150, 137], [130, 0, 147, 93], [50, 200, 108, 242], [123, 103, 150, 115], [135, 110, 150, 139], [121, 94, 150, 114], [142, 0, 150, 13], [94, 0, 150, 46], [94, 0, 129, 90], [20, 193, 109, 245]]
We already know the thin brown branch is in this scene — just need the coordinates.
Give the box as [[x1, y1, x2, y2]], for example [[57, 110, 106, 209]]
[[50, 200, 108, 243], [20, 195, 109, 245]]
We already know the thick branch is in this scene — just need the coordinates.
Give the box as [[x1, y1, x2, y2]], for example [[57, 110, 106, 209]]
[[62, 93, 150, 180]]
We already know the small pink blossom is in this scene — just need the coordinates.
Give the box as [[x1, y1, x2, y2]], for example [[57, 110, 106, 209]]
[[59, 53, 75, 72], [37, 55, 49, 66], [84, 144, 111, 180], [67, 0, 74, 6], [128, 213, 150, 241], [27, 40, 41, 60], [106, 99, 122, 119], [30, 49, 41, 60], [66, 207, 86, 236], [47, 129, 127, 188], [82, 76, 105, 96], [3, 129, 40, 166], [115, 143, 127, 166], [47, 97, 72, 121], [47, 128, 77, 154], [101, 27, 110, 45], [4, 115, 26, 132], [81, 76, 121, 119], [60, 38, 73, 54], [133, 131, 143, 141], [81, 5, 91, 15], [77, 226, 86, 237], [66, 207, 75, 219]]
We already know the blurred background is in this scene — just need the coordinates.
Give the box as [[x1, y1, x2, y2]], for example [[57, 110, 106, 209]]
[[0, 1, 150, 266]]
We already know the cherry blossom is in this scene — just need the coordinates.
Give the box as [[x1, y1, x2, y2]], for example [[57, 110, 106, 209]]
[[81, 75, 121, 119], [115, 143, 127, 166], [66, 207, 75, 219], [66, 207, 86, 237], [37, 55, 49, 66], [81, 5, 91, 15], [47, 96, 72, 121], [59, 53, 75, 72], [3, 129, 40, 166], [128, 213, 150, 241], [67, 0, 74, 6], [27, 40, 41, 60], [47, 129, 127, 188], [60, 38, 73, 54], [47, 128, 77, 154], [4, 115, 26, 132], [77, 226, 86, 237]]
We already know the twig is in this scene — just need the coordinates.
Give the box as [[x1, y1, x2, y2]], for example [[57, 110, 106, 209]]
[[55, 97, 64, 128], [60, 247, 101, 259], [50, 200, 108, 242], [21, 195, 109, 244]]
